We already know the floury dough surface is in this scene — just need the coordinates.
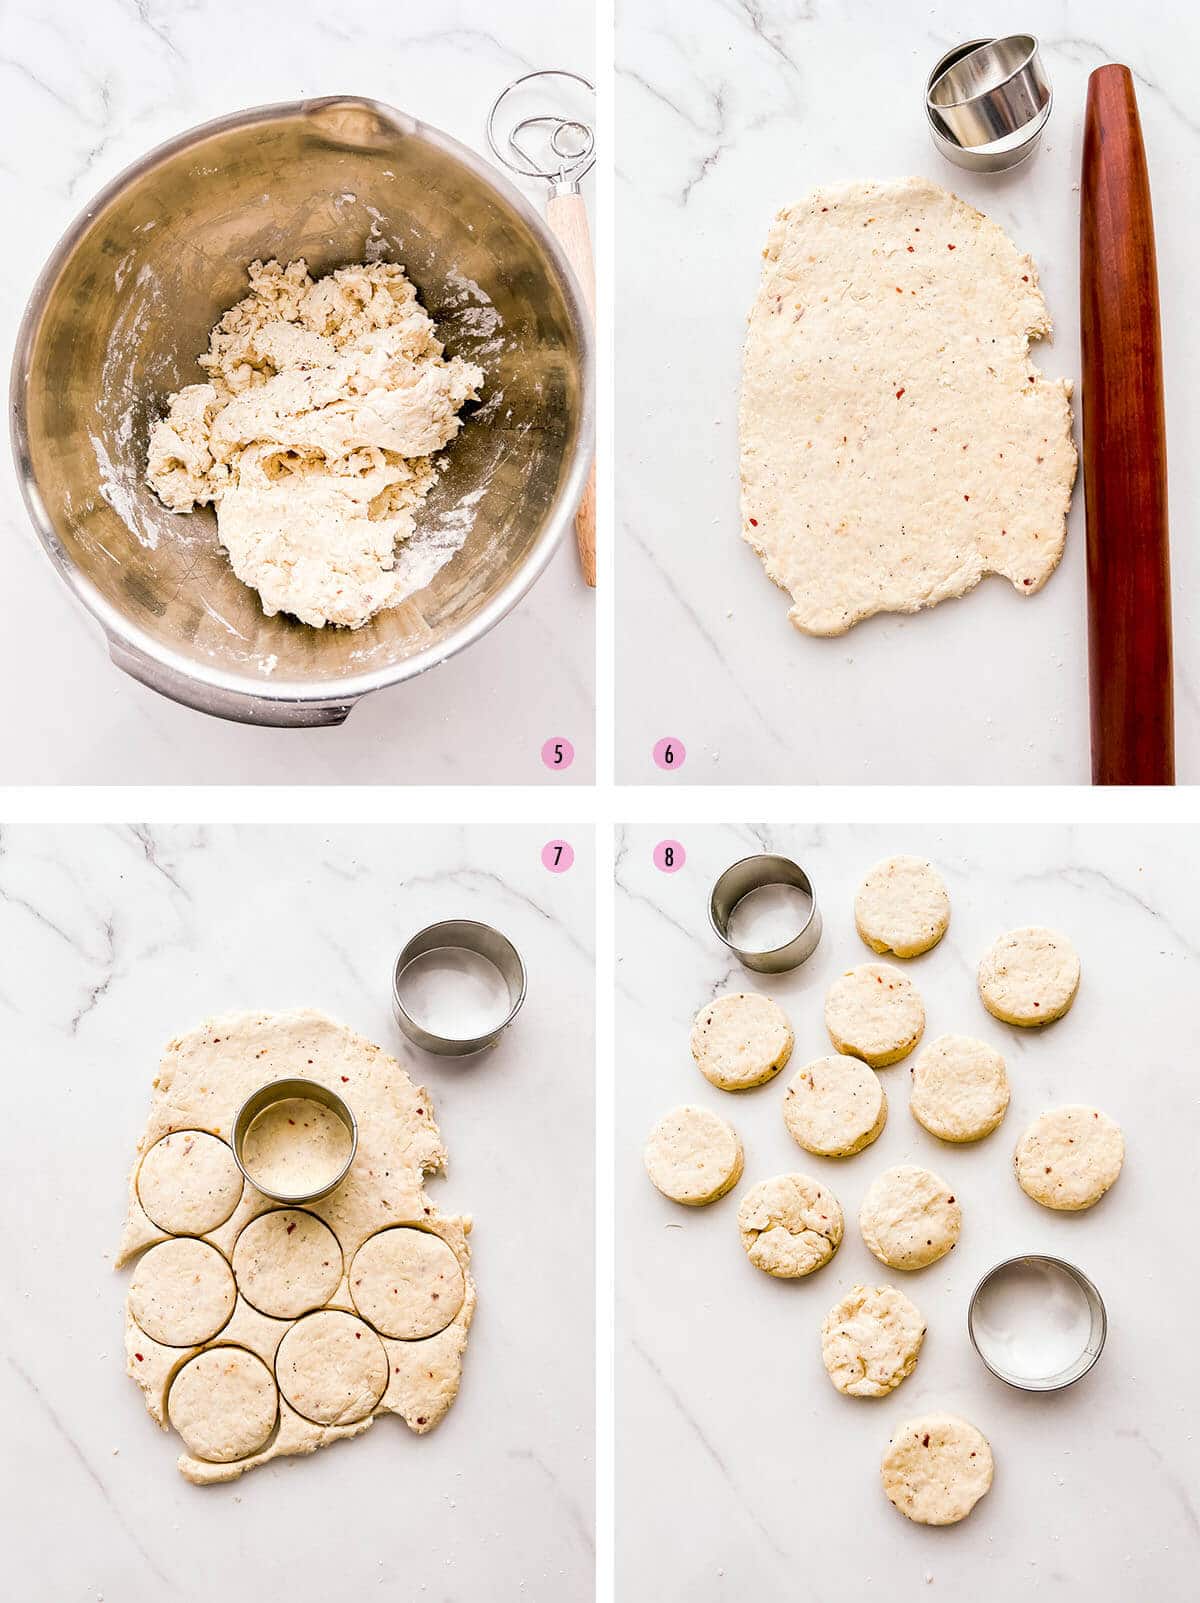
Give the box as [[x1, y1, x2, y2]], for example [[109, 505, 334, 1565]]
[[821, 1284, 925, 1398], [240, 1097, 352, 1196], [737, 1173, 843, 1278], [145, 260, 483, 629], [739, 179, 1076, 635], [117, 1010, 475, 1484]]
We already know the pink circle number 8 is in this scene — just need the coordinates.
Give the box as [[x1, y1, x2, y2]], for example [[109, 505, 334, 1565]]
[[653, 840, 685, 873]]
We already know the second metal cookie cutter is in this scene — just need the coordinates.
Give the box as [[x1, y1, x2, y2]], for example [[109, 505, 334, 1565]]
[[392, 918, 527, 1057], [926, 35, 1052, 172], [709, 853, 823, 975]]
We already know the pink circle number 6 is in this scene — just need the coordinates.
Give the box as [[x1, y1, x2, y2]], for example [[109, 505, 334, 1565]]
[[653, 737, 685, 771], [653, 840, 685, 873], [542, 839, 575, 873], [542, 737, 575, 771]]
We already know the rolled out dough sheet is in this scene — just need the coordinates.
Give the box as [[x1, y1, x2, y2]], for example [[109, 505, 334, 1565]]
[[117, 1010, 475, 1484], [739, 177, 1077, 635]]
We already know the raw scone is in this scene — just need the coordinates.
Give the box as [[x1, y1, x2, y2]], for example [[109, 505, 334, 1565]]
[[644, 1105, 744, 1205], [128, 1237, 236, 1346], [1014, 1105, 1124, 1210], [168, 1348, 279, 1464], [690, 992, 794, 1090], [978, 926, 1080, 1025], [821, 1284, 925, 1398], [275, 1311, 389, 1426], [739, 177, 1076, 635], [909, 1034, 1010, 1143], [145, 259, 483, 629], [737, 1173, 843, 1277], [782, 1053, 887, 1157], [881, 1414, 993, 1525], [825, 964, 924, 1067], [860, 1165, 961, 1270], [136, 1129, 243, 1235], [854, 856, 950, 958], [349, 1226, 466, 1339], [231, 1208, 343, 1319]]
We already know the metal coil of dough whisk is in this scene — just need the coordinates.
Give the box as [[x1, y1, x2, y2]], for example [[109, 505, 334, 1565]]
[[393, 918, 527, 1057], [709, 854, 823, 975], [487, 68, 596, 197], [926, 35, 1052, 172]]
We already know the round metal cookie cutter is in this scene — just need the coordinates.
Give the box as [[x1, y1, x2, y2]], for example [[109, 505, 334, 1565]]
[[392, 919, 527, 1057], [231, 1077, 358, 1205], [926, 35, 1052, 172], [968, 1254, 1108, 1392], [708, 854, 823, 975]]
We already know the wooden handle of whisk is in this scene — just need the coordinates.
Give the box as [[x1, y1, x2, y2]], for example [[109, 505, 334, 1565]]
[[547, 190, 596, 587], [1080, 64, 1173, 784]]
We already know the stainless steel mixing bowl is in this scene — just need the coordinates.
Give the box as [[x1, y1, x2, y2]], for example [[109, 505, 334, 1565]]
[[10, 97, 593, 726]]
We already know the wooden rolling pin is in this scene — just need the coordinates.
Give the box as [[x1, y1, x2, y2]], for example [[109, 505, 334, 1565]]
[[1080, 64, 1173, 784], [547, 189, 597, 586]]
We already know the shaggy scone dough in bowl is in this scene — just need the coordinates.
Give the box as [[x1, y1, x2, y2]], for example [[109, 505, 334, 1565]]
[[782, 1052, 887, 1158], [854, 856, 950, 958], [909, 1034, 1010, 1143], [825, 964, 924, 1068], [881, 1414, 993, 1525], [978, 926, 1080, 1025], [1014, 1105, 1125, 1210], [690, 991, 794, 1090], [116, 1009, 475, 1484], [859, 1164, 961, 1270], [737, 1173, 843, 1278], [739, 177, 1076, 635], [644, 1105, 744, 1205], [821, 1283, 925, 1398], [146, 259, 483, 629]]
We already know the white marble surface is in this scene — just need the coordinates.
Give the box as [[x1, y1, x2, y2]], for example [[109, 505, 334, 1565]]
[[0, 824, 594, 1599], [0, 0, 594, 784], [616, 2, 1200, 784], [617, 822, 1200, 1598]]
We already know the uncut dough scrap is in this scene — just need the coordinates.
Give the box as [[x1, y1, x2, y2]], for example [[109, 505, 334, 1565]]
[[822, 1284, 925, 1398], [881, 1414, 993, 1525], [116, 1010, 475, 1484], [1014, 1105, 1124, 1210], [145, 259, 483, 629], [739, 178, 1076, 634], [644, 1104, 745, 1205]]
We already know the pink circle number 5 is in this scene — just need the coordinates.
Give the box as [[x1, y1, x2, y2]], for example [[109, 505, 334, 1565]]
[[542, 737, 575, 771], [653, 737, 685, 771], [542, 839, 575, 873]]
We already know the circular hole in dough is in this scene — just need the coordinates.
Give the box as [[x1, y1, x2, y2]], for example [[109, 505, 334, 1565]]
[[825, 964, 924, 1067], [690, 992, 794, 1090], [129, 1237, 237, 1347], [977, 926, 1080, 1026], [859, 1165, 961, 1270], [232, 1208, 344, 1320], [1013, 1104, 1124, 1211], [136, 1130, 244, 1236], [167, 1346, 278, 1464], [349, 1227, 465, 1340], [275, 1310, 389, 1426], [854, 856, 950, 958], [821, 1283, 925, 1398], [909, 1034, 1010, 1143], [644, 1105, 744, 1205], [881, 1414, 993, 1525], [737, 1173, 843, 1278], [783, 1053, 887, 1158]]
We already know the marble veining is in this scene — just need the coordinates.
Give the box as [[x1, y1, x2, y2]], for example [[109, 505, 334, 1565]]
[[0, 0, 594, 783], [0, 823, 594, 1600], [616, 0, 1199, 783], [618, 822, 1199, 1597]]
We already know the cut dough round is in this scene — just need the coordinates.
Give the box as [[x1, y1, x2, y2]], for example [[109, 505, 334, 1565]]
[[350, 1227, 465, 1339], [910, 1035, 1010, 1143], [881, 1414, 993, 1525], [854, 856, 950, 958], [821, 1284, 925, 1398], [978, 926, 1080, 1025], [232, 1208, 343, 1319], [275, 1311, 389, 1426], [168, 1347, 278, 1463], [690, 992, 794, 1090], [137, 1130, 243, 1235], [737, 1173, 843, 1278], [1014, 1105, 1124, 1211], [783, 1054, 887, 1157], [859, 1165, 961, 1270], [129, 1238, 236, 1346], [644, 1105, 744, 1205], [739, 177, 1076, 636], [825, 964, 924, 1067]]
